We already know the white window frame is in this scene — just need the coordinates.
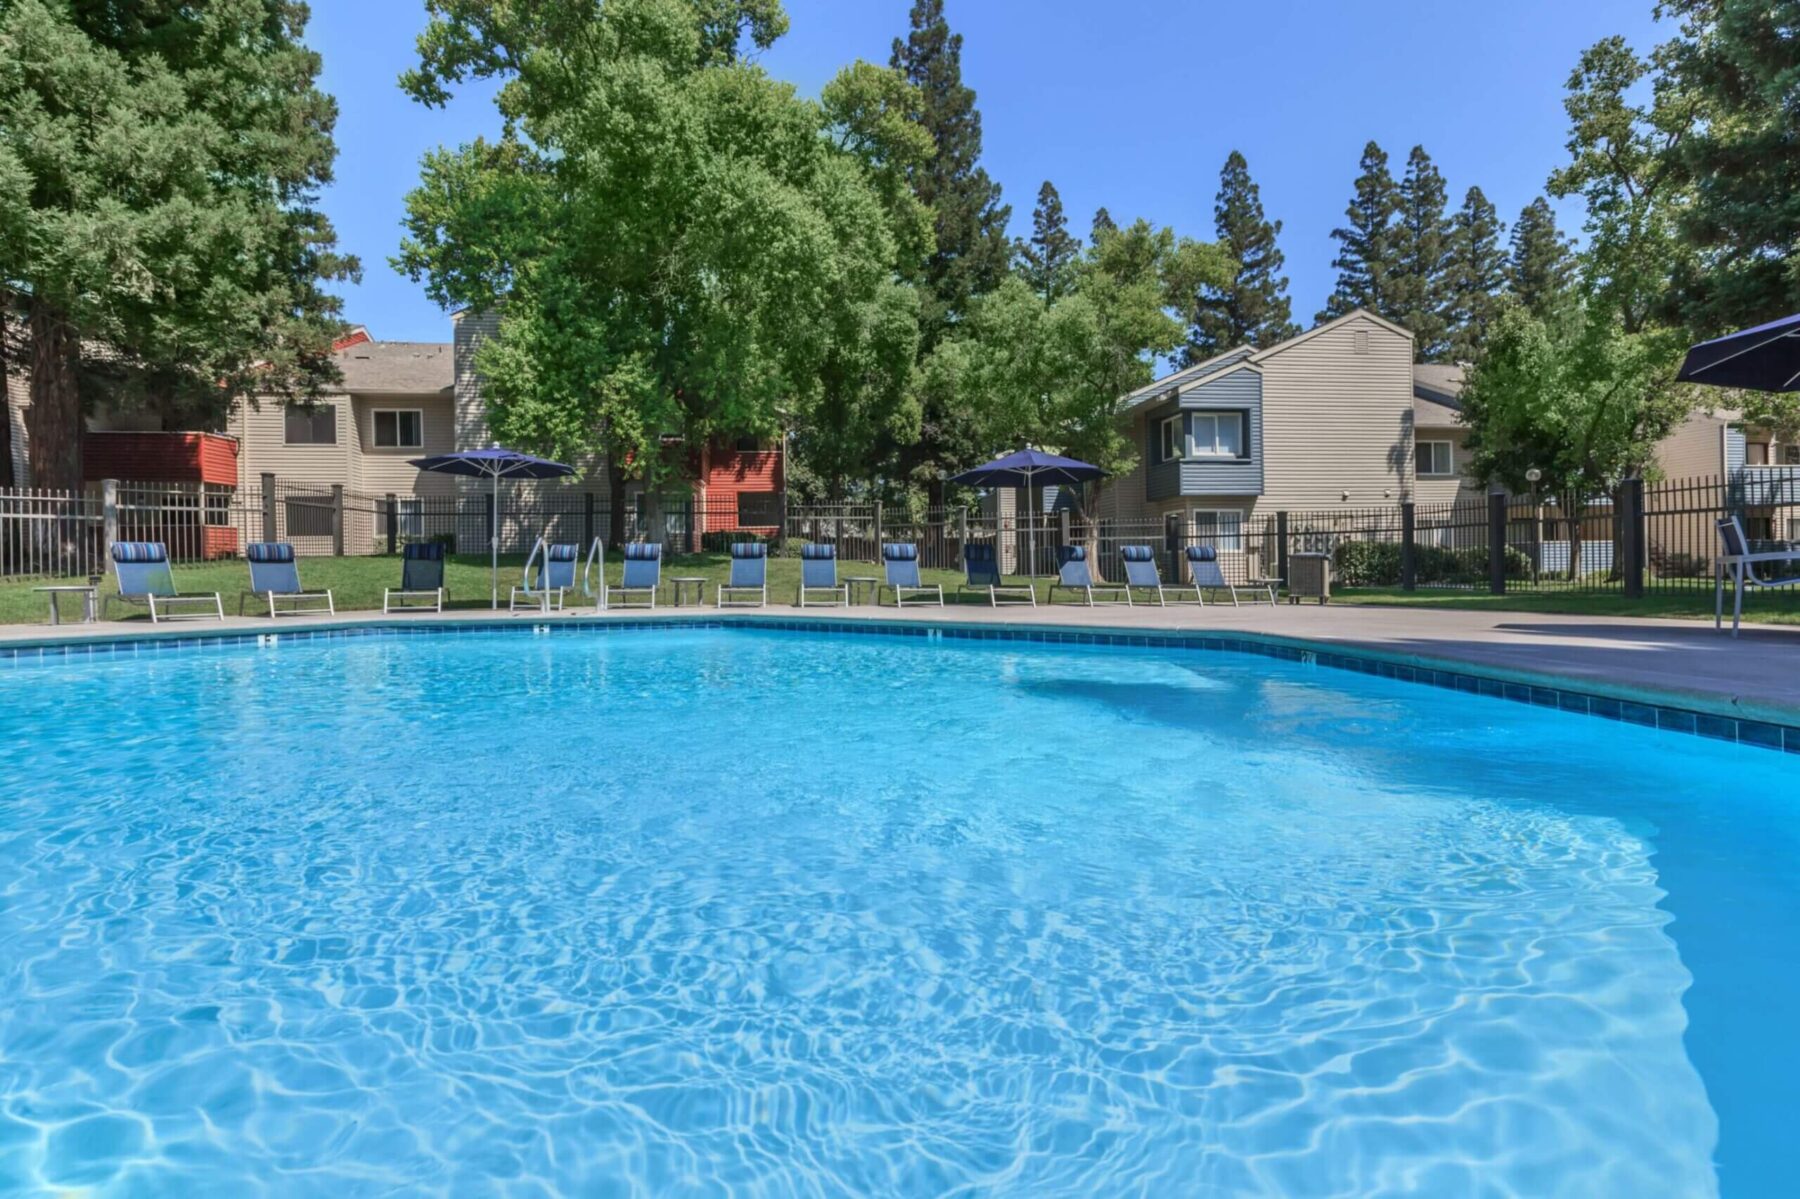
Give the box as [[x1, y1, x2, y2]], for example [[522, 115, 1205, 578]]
[[1416, 439, 1455, 478], [396, 497, 424, 538], [1158, 414, 1184, 462], [1190, 411, 1244, 458], [1191, 508, 1244, 552], [372, 408, 424, 450]]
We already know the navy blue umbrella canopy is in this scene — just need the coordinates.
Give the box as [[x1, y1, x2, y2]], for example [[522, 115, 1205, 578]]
[[410, 448, 577, 608], [949, 448, 1107, 489], [950, 450, 1107, 577], [1678, 314, 1800, 392]]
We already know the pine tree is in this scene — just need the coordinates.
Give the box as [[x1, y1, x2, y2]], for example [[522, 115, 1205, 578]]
[[1444, 187, 1507, 363], [1185, 151, 1296, 361], [0, 0, 355, 489], [1508, 197, 1575, 319], [889, 0, 1012, 502], [1318, 141, 1400, 323], [1090, 207, 1117, 242], [1016, 181, 1081, 305], [1390, 146, 1453, 358], [890, 0, 1012, 344]]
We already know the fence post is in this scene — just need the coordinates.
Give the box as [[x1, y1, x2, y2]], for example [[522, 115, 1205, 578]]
[[1058, 507, 1071, 550], [583, 491, 595, 549], [958, 505, 968, 561], [873, 500, 883, 559], [1620, 477, 1645, 598], [101, 478, 119, 570], [1487, 491, 1508, 594], [330, 484, 344, 556], [1275, 511, 1289, 586], [260, 472, 277, 542], [385, 492, 398, 555], [1399, 501, 1417, 592]]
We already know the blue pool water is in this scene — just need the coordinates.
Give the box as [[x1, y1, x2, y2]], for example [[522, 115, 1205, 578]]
[[0, 627, 1796, 1196]]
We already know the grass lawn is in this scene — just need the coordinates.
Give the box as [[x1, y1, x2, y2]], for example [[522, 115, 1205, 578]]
[[1332, 585, 1800, 625], [0, 551, 1078, 626]]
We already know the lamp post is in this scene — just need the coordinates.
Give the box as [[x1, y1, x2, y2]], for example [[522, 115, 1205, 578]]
[[1525, 467, 1542, 584]]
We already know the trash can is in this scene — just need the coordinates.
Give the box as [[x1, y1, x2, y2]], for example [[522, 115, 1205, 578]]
[[1288, 552, 1331, 604]]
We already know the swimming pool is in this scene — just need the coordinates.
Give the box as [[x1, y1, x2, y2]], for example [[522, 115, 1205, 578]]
[[0, 625, 1793, 1195]]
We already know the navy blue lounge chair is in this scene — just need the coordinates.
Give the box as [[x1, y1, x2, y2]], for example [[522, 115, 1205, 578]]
[[1049, 545, 1129, 606], [104, 541, 224, 623], [881, 543, 942, 607], [798, 543, 849, 607], [385, 542, 446, 612], [718, 542, 768, 608], [1118, 544, 1171, 606], [511, 538, 580, 613], [960, 543, 1035, 605], [613, 542, 662, 608], [241, 541, 334, 618]]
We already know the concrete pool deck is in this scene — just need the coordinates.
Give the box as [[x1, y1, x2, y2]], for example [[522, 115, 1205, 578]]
[[4, 599, 1799, 725]]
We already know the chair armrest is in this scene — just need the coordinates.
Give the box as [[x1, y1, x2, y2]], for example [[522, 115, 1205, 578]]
[[1720, 551, 1800, 564]]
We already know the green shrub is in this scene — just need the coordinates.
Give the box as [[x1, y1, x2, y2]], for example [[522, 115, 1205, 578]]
[[1331, 540, 1531, 587]]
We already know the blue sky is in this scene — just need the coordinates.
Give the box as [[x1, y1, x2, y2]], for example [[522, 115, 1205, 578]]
[[308, 0, 1666, 344]]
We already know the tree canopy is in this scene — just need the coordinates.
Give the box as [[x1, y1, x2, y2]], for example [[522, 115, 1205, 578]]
[[1185, 151, 1297, 361], [396, 0, 925, 540], [0, 0, 356, 489]]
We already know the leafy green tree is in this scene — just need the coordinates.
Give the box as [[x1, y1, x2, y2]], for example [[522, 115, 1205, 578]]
[[1090, 206, 1117, 241], [1461, 303, 1687, 575], [1549, 35, 1697, 334], [1391, 145, 1453, 359], [1507, 198, 1576, 318], [1015, 180, 1081, 306], [1318, 141, 1400, 322], [397, 0, 916, 546], [0, 0, 356, 490], [1445, 186, 1507, 363], [887, 0, 1011, 501], [1185, 151, 1297, 361], [1660, 0, 1800, 334]]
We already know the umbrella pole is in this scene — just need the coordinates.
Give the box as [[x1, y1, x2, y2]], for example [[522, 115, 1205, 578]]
[[490, 471, 499, 609]]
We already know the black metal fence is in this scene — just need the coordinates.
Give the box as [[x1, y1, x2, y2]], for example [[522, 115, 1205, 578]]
[[5, 472, 1792, 604]]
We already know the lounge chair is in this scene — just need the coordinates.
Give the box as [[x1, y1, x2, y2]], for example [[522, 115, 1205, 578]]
[[510, 538, 579, 614], [960, 543, 1036, 606], [1715, 515, 1800, 635], [717, 542, 768, 608], [1184, 544, 1278, 606], [881, 543, 943, 607], [798, 543, 850, 607], [384, 542, 446, 613], [612, 542, 661, 608], [240, 542, 334, 618], [1118, 544, 1174, 606], [1049, 545, 1130, 606], [103, 541, 224, 623]]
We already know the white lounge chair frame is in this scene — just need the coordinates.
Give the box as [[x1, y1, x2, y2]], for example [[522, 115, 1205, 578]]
[[1715, 515, 1800, 635], [385, 544, 447, 613]]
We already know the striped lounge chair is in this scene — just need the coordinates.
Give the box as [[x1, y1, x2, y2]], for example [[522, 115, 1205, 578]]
[[385, 542, 447, 613], [104, 541, 224, 623], [240, 542, 334, 618], [881, 543, 942, 607]]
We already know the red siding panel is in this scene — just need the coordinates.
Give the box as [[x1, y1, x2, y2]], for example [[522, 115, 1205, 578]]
[[699, 447, 783, 532], [82, 432, 239, 486]]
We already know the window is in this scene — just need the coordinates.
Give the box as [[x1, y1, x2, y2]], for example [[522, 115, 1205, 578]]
[[1783, 444, 1800, 465], [1158, 414, 1184, 462], [1787, 518, 1800, 542], [285, 494, 335, 537], [204, 486, 231, 528], [737, 491, 780, 525], [734, 435, 763, 453], [1190, 411, 1244, 458], [1744, 515, 1774, 541], [284, 404, 336, 445], [1746, 441, 1771, 466], [396, 497, 424, 539], [373, 409, 423, 449], [1191, 508, 1243, 552], [1416, 440, 1455, 477]]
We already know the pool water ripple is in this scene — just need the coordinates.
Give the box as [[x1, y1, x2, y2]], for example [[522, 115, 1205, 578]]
[[1, 628, 1794, 1195]]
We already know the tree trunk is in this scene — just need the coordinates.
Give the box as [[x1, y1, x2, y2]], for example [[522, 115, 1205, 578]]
[[1562, 489, 1583, 582], [607, 461, 628, 550], [27, 298, 82, 492], [1079, 482, 1104, 583], [0, 293, 14, 489]]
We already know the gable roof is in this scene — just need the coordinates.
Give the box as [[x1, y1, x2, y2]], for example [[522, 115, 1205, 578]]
[[1118, 309, 1414, 415], [335, 339, 453, 395]]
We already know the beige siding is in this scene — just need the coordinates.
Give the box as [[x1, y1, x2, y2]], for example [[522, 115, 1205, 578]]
[[1412, 428, 1481, 505], [230, 396, 355, 493], [1657, 409, 1734, 481], [350, 396, 458, 497], [1259, 313, 1415, 509]]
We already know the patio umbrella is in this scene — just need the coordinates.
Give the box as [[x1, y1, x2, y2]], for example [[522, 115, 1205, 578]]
[[1677, 313, 1800, 392], [949, 449, 1107, 578], [409, 447, 576, 609]]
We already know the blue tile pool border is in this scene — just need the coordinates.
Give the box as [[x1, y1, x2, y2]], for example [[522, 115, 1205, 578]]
[[4, 613, 1799, 756]]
